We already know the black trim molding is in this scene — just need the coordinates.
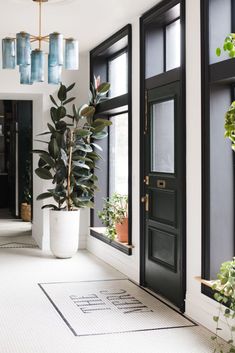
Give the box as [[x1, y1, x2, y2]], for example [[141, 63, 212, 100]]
[[90, 25, 132, 254]]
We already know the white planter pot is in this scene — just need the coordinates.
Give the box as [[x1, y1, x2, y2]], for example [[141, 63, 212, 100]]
[[49, 209, 80, 259]]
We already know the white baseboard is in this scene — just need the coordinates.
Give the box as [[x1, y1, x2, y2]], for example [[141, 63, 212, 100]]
[[186, 292, 231, 341]]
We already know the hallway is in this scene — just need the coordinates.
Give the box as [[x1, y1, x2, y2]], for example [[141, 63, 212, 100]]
[[0, 248, 224, 353], [0, 212, 35, 249]]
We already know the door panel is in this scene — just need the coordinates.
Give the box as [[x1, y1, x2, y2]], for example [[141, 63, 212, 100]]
[[143, 81, 185, 311]]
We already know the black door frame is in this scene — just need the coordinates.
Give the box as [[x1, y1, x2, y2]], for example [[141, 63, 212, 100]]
[[139, 0, 186, 309]]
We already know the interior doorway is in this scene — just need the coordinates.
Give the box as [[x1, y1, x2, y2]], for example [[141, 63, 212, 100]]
[[0, 100, 33, 221]]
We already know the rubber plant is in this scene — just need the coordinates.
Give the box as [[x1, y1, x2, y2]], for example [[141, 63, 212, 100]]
[[33, 79, 111, 210], [210, 36, 235, 353]]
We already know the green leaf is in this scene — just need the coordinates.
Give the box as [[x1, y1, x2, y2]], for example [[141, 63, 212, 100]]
[[56, 121, 67, 133], [57, 106, 66, 120], [74, 129, 92, 138], [227, 42, 234, 51], [213, 316, 219, 322], [63, 97, 76, 105], [80, 106, 95, 118], [229, 50, 235, 58], [93, 118, 112, 126], [36, 192, 52, 201], [33, 149, 49, 154], [73, 161, 90, 169], [50, 107, 58, 122], [92, 131, 108, 140], [75, 143, 93, 153], [39, 152, 55, 168], [91, 142, 103, 151], [37, 131, 51, 136], [48, 123, 55, 133], [54, 160, 67, 183], [97, 82, 110, 95], [58, 84, 67, 102], [38, 158, 47, 168], [49, 138, 60, 159], [216, 47, 221, 57], [66, 82, 76, 92], [50, 95, 58, 107], [35, 168, 53, 180], [60, 148, 67, 165]]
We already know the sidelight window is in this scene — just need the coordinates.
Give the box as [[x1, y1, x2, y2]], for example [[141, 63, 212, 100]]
[[90, 25, 132, 254]]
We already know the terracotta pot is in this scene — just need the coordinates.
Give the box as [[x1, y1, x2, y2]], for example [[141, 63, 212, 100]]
[[115, 217, 128, 243], [21, 203, 31, 222]]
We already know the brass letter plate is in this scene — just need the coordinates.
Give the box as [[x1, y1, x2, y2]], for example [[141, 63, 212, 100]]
[[157, 180, 166, 189]]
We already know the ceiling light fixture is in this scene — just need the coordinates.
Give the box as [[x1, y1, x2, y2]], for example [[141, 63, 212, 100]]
[[2, 0, 79, 85]]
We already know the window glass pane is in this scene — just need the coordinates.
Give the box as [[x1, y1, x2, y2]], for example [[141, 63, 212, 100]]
[[109, 114, 128, 195], [108, 53, 128, 98], [209, 0, 231, 64], [209, 85, 234, 278], [151, 100, 174, 173], [166, 19, 181, 71], [145, 28, 164, 78]]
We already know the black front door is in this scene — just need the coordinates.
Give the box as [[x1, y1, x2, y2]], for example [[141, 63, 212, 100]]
[[142, 81, 185, 311]]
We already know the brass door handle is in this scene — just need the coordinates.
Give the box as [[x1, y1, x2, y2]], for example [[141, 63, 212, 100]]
[[141, 194, 149, 212]]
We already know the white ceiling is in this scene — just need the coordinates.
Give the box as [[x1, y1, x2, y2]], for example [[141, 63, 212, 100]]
[[0, 0, 160, 53]]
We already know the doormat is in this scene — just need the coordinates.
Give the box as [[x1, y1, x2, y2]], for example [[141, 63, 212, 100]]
[[39, 279, 195, 336], [0, 235, 38, 249]]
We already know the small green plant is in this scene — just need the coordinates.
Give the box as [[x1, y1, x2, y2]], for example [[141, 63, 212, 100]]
[[224, 102, 235, 151], [216, 33, 235, 58], [98, 193, 128, 240], [212, 259, 235, 353]]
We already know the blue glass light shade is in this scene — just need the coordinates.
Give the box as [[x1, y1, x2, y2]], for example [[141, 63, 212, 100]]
[[31, 49, 44, 82], [16, 32, 31, 66], [65, 38, 79, 70], [48, 58, 62, 84], [49, 32, 63, 66], [2, 38, 16, 69], [19, 65, 32, 85]]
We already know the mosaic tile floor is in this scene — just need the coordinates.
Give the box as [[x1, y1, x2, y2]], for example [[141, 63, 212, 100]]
[[0, 247, 228, 353]]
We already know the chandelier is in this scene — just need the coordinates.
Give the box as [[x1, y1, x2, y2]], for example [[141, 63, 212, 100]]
[[2, 0, 79, 85]]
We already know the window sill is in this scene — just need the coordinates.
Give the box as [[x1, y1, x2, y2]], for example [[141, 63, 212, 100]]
[[90, 227, 133, 255], [195, 276, 216, 300]]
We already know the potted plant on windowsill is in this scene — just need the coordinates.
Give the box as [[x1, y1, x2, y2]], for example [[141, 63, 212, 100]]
[[33, 80, 111, 258], [98, 193, 128, 243]]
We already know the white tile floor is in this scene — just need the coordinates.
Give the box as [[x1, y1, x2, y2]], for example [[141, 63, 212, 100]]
[[0, 243, 227, 353]]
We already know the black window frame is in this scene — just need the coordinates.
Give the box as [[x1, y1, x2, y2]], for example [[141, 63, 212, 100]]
[[89, 25, 132, 255], [201, 0, 235, 298]]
